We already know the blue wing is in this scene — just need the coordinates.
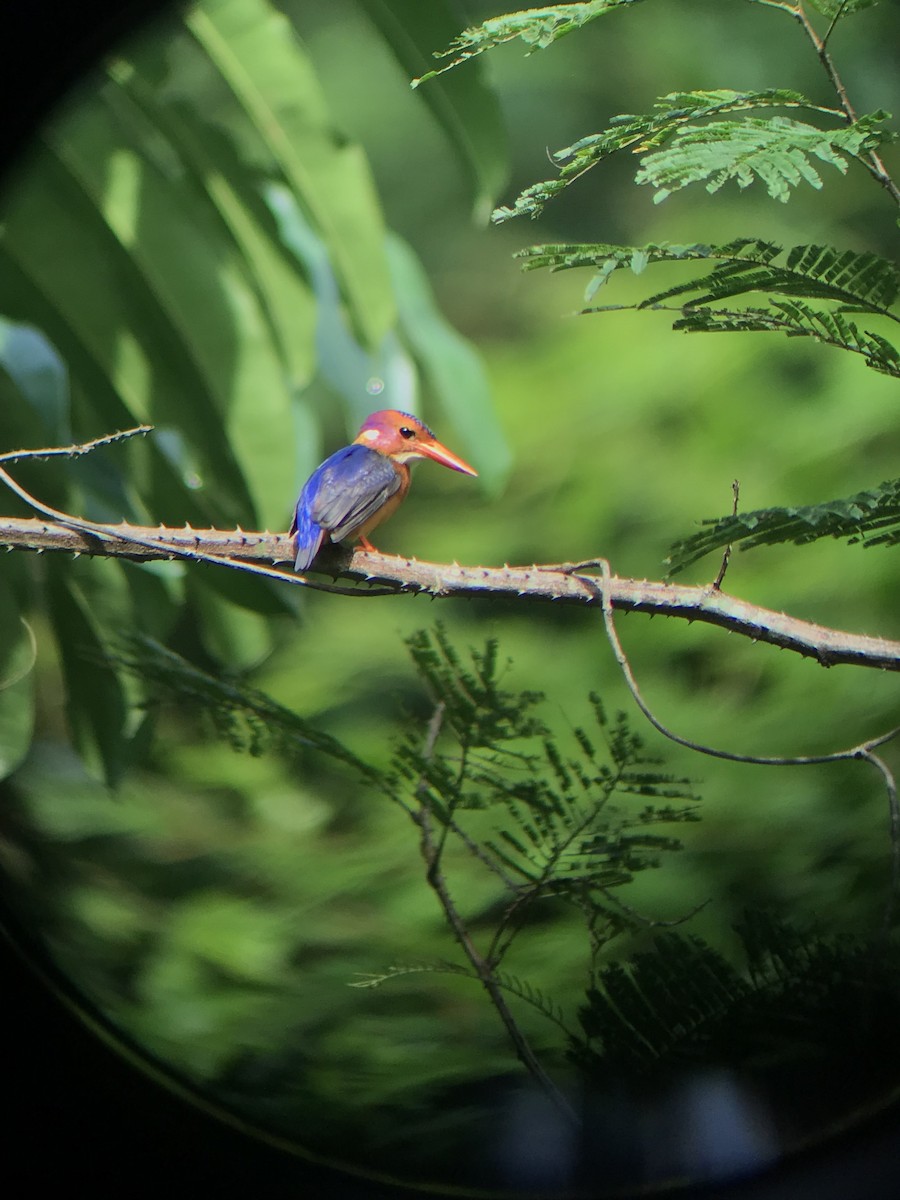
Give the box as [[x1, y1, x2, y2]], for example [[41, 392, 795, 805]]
[[292, 445, 402, 570]]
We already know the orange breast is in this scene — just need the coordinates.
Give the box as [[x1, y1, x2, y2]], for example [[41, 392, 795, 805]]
[[354, 469, 410, 541]]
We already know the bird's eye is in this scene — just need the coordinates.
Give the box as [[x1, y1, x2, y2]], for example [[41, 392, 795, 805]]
[[399, 427, 416, 440]]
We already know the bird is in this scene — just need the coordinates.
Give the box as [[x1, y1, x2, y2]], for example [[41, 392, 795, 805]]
[[291, 409, 477, 571]]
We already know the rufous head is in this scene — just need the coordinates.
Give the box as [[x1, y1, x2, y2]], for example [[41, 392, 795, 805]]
[[353, 410, 477, 476]]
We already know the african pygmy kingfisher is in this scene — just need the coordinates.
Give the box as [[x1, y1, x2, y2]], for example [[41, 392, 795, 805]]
[[291, 410, 477, 570]]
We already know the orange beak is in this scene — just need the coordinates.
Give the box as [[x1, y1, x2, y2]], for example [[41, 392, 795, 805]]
[[416, 439, 478, 477]]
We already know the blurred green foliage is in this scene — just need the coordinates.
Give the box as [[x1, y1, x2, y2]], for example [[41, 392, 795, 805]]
[[1, 0, 900, 1192]]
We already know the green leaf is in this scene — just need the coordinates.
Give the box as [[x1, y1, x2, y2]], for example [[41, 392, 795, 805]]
[[413, 1, 642, 85], [666, 478, 900, 574], [267, 184, 418, 423], [188, 553, 298, 618], [45, 563, 129, 788], [0, 117, 258, 528], [641, 240, 900, 311], [114, 634, 373, 776], [0, 323, 74, 515], [386, 234, 511, 493], [187, 574, 275, 670], [0, 318, 71, 444], [54, 86, 301, 530], [186, 0, 394, 351], [360, 0, 510, 221], [519, 237, 900, 311], [0, 581, 35, 780], [109, 56, 317, 394], [120, 560, 186, 644]]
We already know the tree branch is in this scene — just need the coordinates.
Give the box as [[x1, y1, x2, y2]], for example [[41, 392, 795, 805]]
[[790, 0, 900, 206], [3, 515, 900, 672]]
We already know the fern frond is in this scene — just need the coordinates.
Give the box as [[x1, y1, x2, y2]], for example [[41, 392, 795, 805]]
[[412, 1, 637, 86], [642, 240, 899, 312], [492, 90, 846, 222], [573, 912, 900, 1087], [480, 708, 698, 890], [666, 478, 900, 574], [577, 934, 750, 1072]]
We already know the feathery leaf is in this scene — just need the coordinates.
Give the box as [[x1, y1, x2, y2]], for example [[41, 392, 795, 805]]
[[518, 239, 900, 372], [667, 478, 900, 574], [412, 1, 639, 86], [492, 90, 847, 222], [635, 112, 892, 203]]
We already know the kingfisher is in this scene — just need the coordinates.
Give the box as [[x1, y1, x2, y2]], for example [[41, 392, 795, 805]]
[[291, 409, 477, 570]]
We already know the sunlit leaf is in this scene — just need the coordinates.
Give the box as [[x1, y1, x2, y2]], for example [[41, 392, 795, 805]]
[[636, 113, 892, 203], [45, 563, 129, 788], [360, 0, 510, 221], [806, 0, 878, 18], [0, 581, 35, 780], [518, 238, 900, 375], [386, 234, 511, 492], [186, 0, 395, 350]]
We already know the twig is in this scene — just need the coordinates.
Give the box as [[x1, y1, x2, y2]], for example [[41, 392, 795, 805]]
[[0, 466, 398, 598], [712, 479, 740, 591], [587, 557, 900, 766], [585, 557, 900, 922], [821, 0, 850, 50], [790, 1, 900, 206], [0, 424, 153, 465], [860, 750, 900, 932], [409, 703, 579, 1127]]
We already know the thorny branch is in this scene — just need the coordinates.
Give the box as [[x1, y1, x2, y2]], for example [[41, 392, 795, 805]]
[[4, 431, 900, 675], [4, 510, 900, 670]]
